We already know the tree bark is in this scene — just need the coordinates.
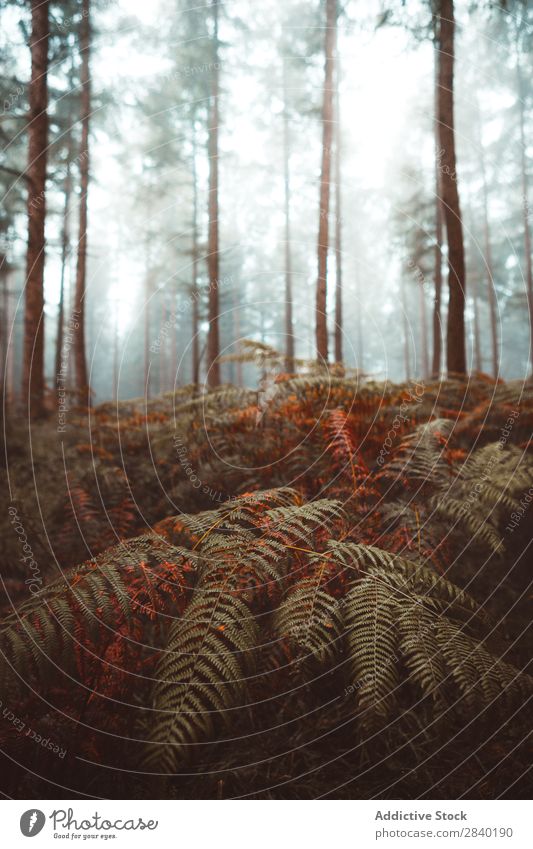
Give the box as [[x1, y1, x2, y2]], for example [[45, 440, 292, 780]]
[[474, 95, 498, 379], [432, 34, 443, 378], [22, 0, 49, 418], [517, 53, 533, 374], [73, 0, 91, 404], [206, 0, 221, 387], [437, 0, 466, 375], [419, 280, 429, 379], [355, 260, 364, 371], [480, 148, 498, 378], [144, 276, 151, 400], [472, 269, 482, 373], [55, 132, 73, 386], [334, 42, 343, 365], [282, 58, 294, 372], [401, 275, 410, 381], [433, 193, 443, 377], [315, 0, 336, 364], [191, 125, 200, 386]]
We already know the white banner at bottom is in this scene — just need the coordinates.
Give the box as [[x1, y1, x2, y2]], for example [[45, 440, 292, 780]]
[[2, 799, 531, 848]]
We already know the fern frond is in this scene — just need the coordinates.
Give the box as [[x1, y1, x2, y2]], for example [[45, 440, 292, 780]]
[[343, 577, 400, 732], [143, 590, 258, 773]]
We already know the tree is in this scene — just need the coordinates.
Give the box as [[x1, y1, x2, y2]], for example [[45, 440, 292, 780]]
[[191, 123, 201, 386], [55, 128, 74, 387], [73, 0, 91, 404], [432, 34, 443, 377], [334, 36, 343, 365], [436, 0, 466, 374], [22, 0, 50, 418], [315, 0, 336, 364], [206, 0, 221, 387], [477, 111, 499, 378], [282, 57, 294, 372], [515, 20, 533, 373]]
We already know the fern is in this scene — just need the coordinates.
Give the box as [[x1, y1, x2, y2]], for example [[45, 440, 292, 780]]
[[144, 590, 258, 773]]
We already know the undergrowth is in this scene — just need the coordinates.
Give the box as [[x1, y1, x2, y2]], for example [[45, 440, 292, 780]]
[[1, 371, 532, 798]]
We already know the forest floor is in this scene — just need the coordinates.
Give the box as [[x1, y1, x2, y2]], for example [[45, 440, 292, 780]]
[[1, 373, 532, 799]]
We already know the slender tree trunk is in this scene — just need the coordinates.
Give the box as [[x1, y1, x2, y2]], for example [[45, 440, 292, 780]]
[[517, 55, 533, 373], [433, 194, 443, 377], [432, 34, 443, 378], [142, 280, 150, 400], [475, 98, 498, 378], [355, 261, 364, 371], [144, 256, 152, 399], [0, 256, 8, 396], [55, 134, 73, 384], [282, 59, 294, 372], [472, 269, 482, 373], [206, 0, 221, 387], [419, 281, 429, 379], [401, 275, 410, 381], [22, 0, 49, 418], [480, 156, 498, 378], [315, 0, 336, 364], [113, 302, 118, 401], [334, 43, 343, 365], [231, 281, 242, 386], [191, 127, 200, 386], [437, 0, 466, 375], [73, 0, 91, 404]]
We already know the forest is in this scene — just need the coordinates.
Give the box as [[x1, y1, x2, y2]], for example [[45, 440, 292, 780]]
[[0, 0, 532, 802]]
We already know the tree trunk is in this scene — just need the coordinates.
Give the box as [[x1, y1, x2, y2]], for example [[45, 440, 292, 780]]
[[206, 0, 221, 387], [144, 281, 150, 400], [334, 43, 343, 365], [355, 261, 364, 371], [432, 34, 443, 378], [73, 0, 91, 404], [475, 98, 498, 378], [437, 0, 466, 375], [0, 256, 8, 399], [191, 125, 200, 386], [22, 0, 49, 418], [480, 155, 498, 379], [472, 269, 482, 373], [401, 275, 410, 381], [282, 58, 294, 372], [419, 281, 429, 379], [113, 302, 119, 401], [433, 194, 443, 377], [315, 0, 336, 364], [517, 54, 533, 374], [55, 133, 73, 387]]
